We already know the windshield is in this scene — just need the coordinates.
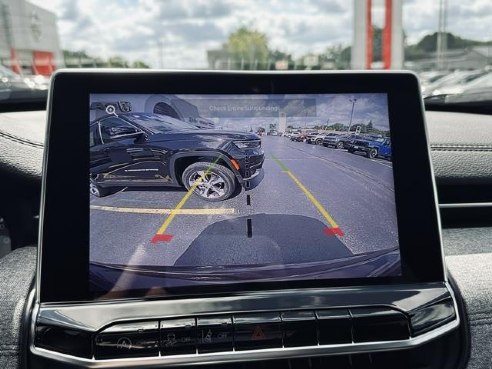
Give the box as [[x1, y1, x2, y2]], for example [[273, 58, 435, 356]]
[[0, 0, 491, 108], [0, 66, 20, 80], [463, 73, 492, 90]]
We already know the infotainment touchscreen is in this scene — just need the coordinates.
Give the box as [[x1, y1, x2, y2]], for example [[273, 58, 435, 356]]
[[89, 92, 401, 294]]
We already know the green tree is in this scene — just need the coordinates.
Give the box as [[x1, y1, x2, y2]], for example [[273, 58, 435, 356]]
[[132, 60, 150, 69], [325, 45, 350, 69], [63, 50, 95, 67], [416, 32, 466, 52], [405, 32, 492, 59], [372, 27, 383, 62], [270, 50, 292, 63], [224, 27, 270, 68], [108, 56, 129, 68], [327, 123, 347, 131]]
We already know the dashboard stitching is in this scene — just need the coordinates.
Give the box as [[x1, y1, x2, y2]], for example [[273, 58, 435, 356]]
[[431, 146, 492, 152], [0, 131, 43, 148], [469, 312, 492, 318], [431, 144, 492, 147], [470, 321, 492, 327]]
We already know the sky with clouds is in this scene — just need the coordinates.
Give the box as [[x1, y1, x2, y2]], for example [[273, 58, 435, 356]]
[[170, 93, 389, 131], [30, 0, 492, 68]]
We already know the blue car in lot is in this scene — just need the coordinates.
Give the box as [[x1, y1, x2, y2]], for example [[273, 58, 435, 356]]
[[347, 137, 392, 160]]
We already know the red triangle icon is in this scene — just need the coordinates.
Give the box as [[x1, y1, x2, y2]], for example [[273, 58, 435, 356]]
[[252, 325, 266, 340]]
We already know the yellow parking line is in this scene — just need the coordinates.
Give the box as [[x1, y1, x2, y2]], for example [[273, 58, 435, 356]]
[[272, 155, 341, 232], [154, 176, 206, 235], [284, 171, 339, 228], [152, 158, 223, 243], [90, 205, 235, 215]]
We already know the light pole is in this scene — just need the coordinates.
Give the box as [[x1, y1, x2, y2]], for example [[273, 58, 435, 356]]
[[347, 98, 357, 132]]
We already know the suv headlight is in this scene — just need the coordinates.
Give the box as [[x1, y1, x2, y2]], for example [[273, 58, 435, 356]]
[[233, 140, 261, 149]]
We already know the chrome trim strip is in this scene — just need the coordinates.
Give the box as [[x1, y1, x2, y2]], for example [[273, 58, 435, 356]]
[[30, 318, 459, 368], [417, 73, 448, 284], [445, 280, 461, 333], [439, 202, 492, 209], [21, 288, 37, 369], [36, 70, 58, 303], [103, 321, 159, 333], [242, 169, 261, 181], [37, 69, 423, 75], [34, 283, 451, 331]]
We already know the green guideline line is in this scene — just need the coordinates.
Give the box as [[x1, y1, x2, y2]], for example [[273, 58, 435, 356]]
[[271, 155, 290, 172]]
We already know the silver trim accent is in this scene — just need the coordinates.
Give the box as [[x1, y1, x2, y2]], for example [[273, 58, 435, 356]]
[[36, 69, 57, 302], [34, 283, 451, 331], [439, 202, 492, 209], [30, 318, 459, 368], [22, 288, 37, 369], [103, 321, 159, 333], [242, 168, 261, 181], [38, 69, 426, 76], [417, 74, 448, 284]]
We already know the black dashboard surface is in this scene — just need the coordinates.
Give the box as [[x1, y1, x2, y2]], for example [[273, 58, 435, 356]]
[[0, 108, 490, 369], [2, 110, 491, 192]]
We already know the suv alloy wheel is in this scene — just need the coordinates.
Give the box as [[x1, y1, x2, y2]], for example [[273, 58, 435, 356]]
[[182, 162, 236, 201], [367, 148, 378, 159], [89, 178, 108, 197]]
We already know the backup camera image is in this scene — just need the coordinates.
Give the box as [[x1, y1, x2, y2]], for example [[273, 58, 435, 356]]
[[89, 93, 401, 294]]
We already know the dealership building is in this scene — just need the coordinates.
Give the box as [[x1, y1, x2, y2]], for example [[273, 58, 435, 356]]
[[0, 0, 62, 75]]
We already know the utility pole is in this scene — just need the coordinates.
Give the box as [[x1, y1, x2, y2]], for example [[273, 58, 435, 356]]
[[347, 98, 357, 132], [158, 40, 164, 69], [442, 0, 448, 68], [436, 0, 448, 70]]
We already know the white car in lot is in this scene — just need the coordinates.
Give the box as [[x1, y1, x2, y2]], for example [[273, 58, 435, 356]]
[[305, 133, 326, 144]]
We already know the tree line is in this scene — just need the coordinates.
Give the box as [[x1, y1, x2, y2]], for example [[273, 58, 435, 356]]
[[63, 28, 491, 70], [63, 50, 150, 69]]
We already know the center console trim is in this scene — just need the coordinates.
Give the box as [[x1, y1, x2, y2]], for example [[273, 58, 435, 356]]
[[31, 313, 459, 368], [30, 282, 460, 367]]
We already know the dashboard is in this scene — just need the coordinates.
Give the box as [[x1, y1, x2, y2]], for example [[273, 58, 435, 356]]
[[0, 71, 491, 369]]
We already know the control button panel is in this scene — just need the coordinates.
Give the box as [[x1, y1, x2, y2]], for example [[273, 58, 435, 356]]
[[197, 316, 233, 353], [316, 309, 352, 344], [95, 321, 159, 359], [160, 318, 196, 356], [36, 306, 420, 360], [233, 313, 283, 350], [281, 311, 317, 347], [350, 307, 410, 342]]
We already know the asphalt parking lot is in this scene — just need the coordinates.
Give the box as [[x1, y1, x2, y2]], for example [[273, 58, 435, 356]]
[[90, 136, 398, 268]]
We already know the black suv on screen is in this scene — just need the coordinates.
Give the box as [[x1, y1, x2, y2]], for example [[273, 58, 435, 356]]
[[89, 113, 264, 201]]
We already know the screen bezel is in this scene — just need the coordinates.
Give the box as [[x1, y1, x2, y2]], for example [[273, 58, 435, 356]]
[[39, 71, 444, 303]]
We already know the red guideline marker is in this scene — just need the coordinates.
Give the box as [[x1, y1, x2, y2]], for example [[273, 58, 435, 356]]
[[151, 234, 173, 243], [324, 227, 344, 237]]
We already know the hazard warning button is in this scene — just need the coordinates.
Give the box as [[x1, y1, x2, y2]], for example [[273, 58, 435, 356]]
[[233, 313, 282, 350]]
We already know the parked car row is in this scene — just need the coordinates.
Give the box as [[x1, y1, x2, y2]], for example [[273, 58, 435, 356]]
[[286, 130, 392, 160], [419, 69, 492, 97]]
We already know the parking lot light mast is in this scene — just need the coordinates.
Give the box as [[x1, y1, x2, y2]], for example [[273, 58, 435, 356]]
[[347, 98, 357, 132]]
